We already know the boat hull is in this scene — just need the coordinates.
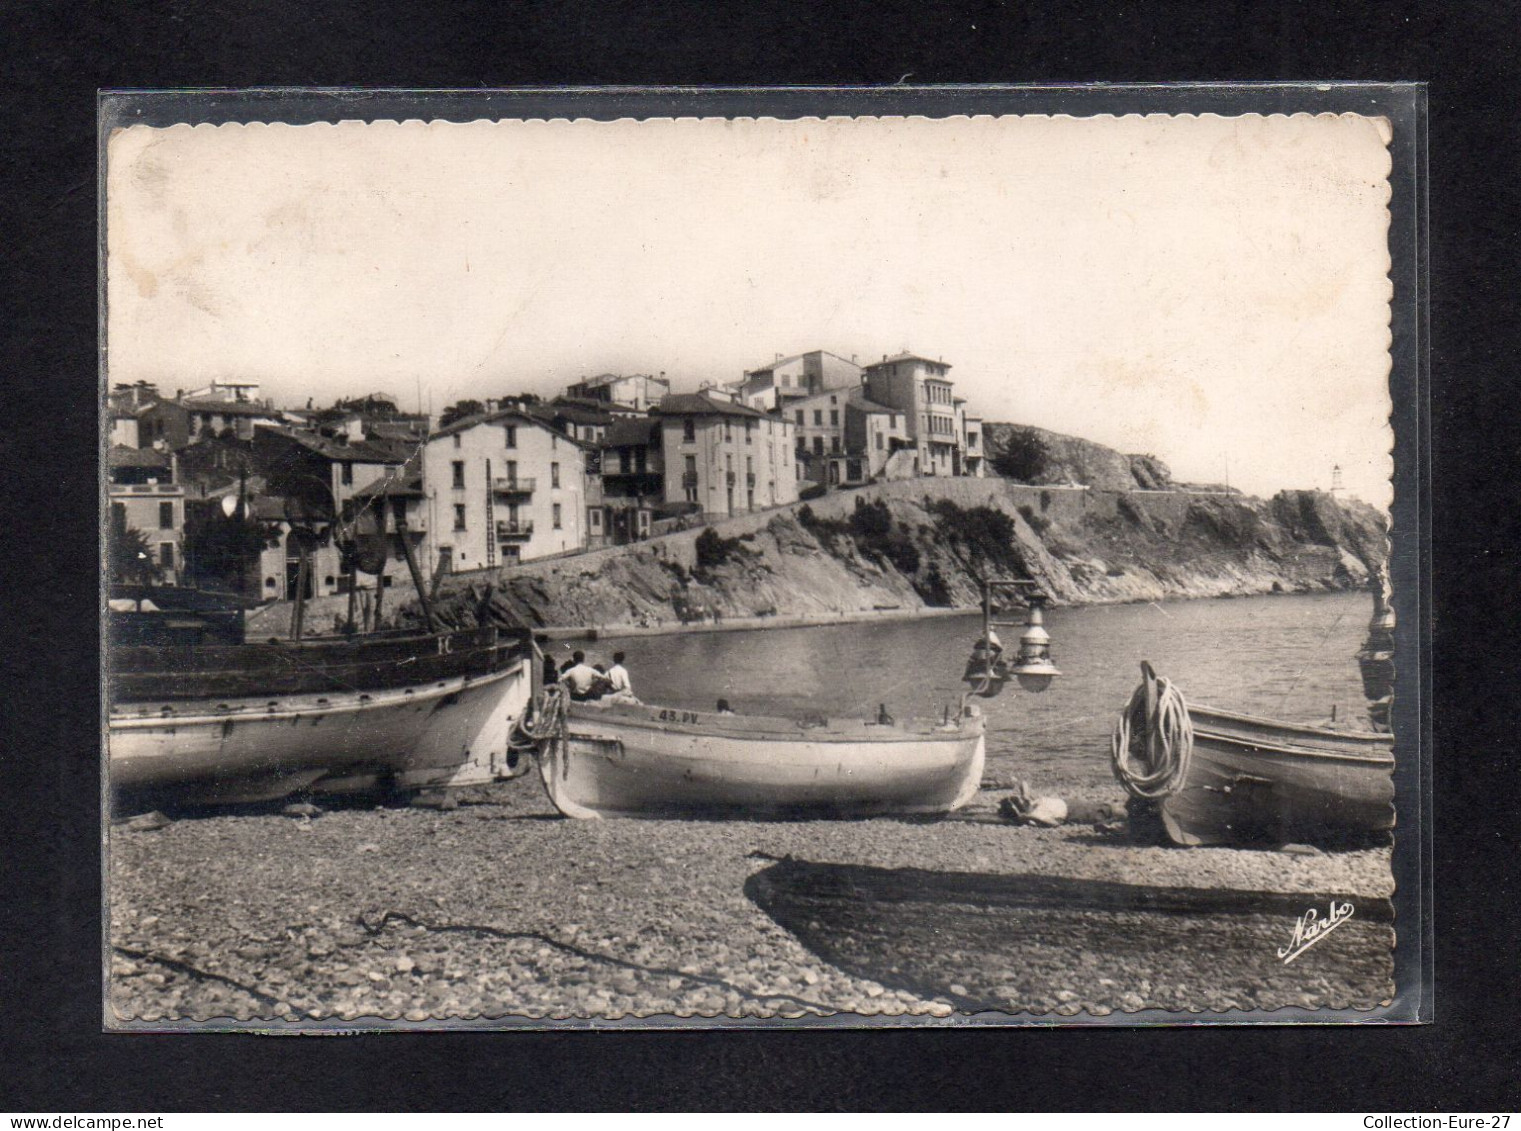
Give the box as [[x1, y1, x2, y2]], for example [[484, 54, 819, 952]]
[[1147, 706, 1395, 847], [539, 700, 986, 819], [110, 658, 532, 806]]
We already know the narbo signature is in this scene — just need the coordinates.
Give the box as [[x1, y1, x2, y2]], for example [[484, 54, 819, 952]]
[[1277, 900, 1355, 964]]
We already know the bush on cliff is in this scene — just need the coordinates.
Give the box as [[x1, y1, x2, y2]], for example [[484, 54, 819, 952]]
[[798, 499, 921, 575], [990, 428, 1050, 482], [927, 499, 1027, 578], [693, 528, 750, 577]]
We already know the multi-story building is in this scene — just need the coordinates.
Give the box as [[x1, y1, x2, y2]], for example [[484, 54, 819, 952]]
[[421, 409, 590, 573], [184, 379, 263, 403], [563, 372, 671, 412], [862, 353, 968, 477], [787, 388, 910, 488], [597, 416, 664, 544], [108, 446, 185, 585], [247, 427, 416, 602], [737, 349, 862, 413], [652, 392, 797, 520], [961, 408, 985, 477]]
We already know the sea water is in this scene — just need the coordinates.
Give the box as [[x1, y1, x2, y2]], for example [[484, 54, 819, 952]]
[[593, 591, 1378, 795]]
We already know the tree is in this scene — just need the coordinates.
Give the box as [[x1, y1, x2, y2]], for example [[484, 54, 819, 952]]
[[439, 399, 485, 428], [108, 520, 159, 586], [990, 428, 1050, 482], [182, 505, 279, 591]]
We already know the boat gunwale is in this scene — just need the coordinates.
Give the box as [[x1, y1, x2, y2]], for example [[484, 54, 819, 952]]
[[1189, 703, 1393, 747], [108, 661, 523, 730], [565, 700, 984, 743]]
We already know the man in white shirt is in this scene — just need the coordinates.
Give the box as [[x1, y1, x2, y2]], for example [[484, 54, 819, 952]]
[[559, 651, 604, 701], [605, 652, 634, 700]]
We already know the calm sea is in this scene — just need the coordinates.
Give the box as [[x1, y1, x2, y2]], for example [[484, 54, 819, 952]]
[[591, 591, 1378, 796]]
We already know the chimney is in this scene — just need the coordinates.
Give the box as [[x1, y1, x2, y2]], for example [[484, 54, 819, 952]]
[[176, 389, 185, 402]]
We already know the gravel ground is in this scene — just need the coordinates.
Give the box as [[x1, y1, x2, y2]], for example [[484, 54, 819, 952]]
[[108, 775, 1395, 1026]]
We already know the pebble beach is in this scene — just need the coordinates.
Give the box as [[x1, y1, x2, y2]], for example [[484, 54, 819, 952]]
[[108, 771, 1396, 1027]]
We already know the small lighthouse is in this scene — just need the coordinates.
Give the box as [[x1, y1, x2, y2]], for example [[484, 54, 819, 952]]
[[1330, 464, 1344, 496]]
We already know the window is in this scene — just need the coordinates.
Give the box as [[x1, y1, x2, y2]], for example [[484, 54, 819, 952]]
[[829, 409, 839, 426], [831, 436, 841, 454], [341, 462, 353, 486], [111, 502, 126, 530], [158, 501, 174, 529], [452, 461, 465, 489], [505, 459, 518, 483], [875, 432, 884, 450], [589, 509, 602, 531], [746, 456, 753, 474], [453, 434, 462, 449], [552, 503, 562, 530], [504, 425, 517, 448], [265, 577, 276, 590], [158, 543, 174, 568], [453, 504, 467, 530], [813, 410, 823, 426], [794, 409, 804, 426], [724, 421, 732, 443], [683, 419, 696, 443], [745, 419, 754, 444], [551, 462, 561, 489], [813, 437, 824, 456]]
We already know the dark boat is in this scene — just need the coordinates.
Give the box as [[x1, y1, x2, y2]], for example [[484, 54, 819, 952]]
[[1111, 662, 1394, 847], [108, 587, 535, 806]]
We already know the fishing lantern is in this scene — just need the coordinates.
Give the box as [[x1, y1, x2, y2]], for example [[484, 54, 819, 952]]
[[1009, 597, 1061, 693]]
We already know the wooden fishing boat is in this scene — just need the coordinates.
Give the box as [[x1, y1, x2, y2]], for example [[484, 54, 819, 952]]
[[1112, 663, 1394, 847], [109, 622, 535, 806], [535, 696, 987, 820]]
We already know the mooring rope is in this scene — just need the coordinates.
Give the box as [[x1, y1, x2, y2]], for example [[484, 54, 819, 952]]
[[1110, 663, 1194, 801], [506, 683, 568, 757]]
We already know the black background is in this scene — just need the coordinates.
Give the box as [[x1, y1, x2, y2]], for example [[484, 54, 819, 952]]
[[3, 0, 1516, 1112]]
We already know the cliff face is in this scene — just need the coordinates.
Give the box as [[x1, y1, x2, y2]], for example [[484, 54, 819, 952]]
[[983, 422, 1173, 492], [410, 473, 1388, 632]]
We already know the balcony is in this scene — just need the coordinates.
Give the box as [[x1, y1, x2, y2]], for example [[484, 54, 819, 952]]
[[745, 472, 756, 487], [496, 520, 534, 541], [725, 471, 737, 487], [112, 482, 182, 495], [492, 477, 536, 497], [681, 471, 699, 489]]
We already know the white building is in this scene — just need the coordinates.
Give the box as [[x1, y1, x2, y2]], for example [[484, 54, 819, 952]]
[[422, 410, 590, 572], [862, 353, 970, 477], [564, 372, 671, 412], [737, 349, 863, 413], [652, 392, 798, 520]]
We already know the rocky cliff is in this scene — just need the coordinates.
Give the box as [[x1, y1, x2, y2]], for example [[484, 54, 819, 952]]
[[408, 464, 1388, 633]]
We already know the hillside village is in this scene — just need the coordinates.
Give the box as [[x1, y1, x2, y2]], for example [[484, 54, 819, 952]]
[[107, 349, 991, 606]]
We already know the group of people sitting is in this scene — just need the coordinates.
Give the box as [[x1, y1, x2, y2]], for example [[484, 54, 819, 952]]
[[542, 647, 638, 703]]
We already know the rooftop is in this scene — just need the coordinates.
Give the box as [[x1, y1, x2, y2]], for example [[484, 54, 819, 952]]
[[180, 397, 278, 418], [652, 392, 771, 420], [260, 425, 413, 464], [428, 408, 593, 448], [745, 349, 861, 375], [601, 416, 661, 448], [107, 445, 170, 470], [349, 473, 425, 500], [865, 352, 953, 371]]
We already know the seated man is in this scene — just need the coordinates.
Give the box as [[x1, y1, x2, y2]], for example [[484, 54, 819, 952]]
[[605, 651, 634, 699], [559, 651, 604, 701]]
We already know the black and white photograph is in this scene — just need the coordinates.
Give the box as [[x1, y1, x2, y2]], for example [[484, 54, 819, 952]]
[[102, 98, 1415, 1027]]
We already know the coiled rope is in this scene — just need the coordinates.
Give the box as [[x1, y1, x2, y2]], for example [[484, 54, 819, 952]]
[[506, 683, 568, 757], [1110, 661, 1194, 800]]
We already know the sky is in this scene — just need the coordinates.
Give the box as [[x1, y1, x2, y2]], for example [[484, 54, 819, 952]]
[[106, 113, 1395, 508]]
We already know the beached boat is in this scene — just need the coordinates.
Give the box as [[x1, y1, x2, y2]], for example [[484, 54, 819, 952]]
[[534, 695, 986, 819], [1111, 662, 1394, 847], [109, 620, 535, 806], [523, 577, 1062, 820]]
